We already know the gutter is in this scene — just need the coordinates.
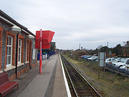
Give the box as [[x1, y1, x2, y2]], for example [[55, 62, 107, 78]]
[[0, 10, 35, 37]]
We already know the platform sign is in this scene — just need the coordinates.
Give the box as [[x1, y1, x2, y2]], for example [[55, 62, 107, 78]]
[[35, 30, 55, 49], [35, 29, 55, 74], [42, 30, 55, 43], [99, 52, 106, 67]]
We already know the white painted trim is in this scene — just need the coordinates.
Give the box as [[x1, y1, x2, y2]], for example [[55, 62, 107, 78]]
[[5, 65, 15, 71], [25, 61, 29, 63], [0, 70, 3, 73], [22, 29, 29, 34], [33, 49, 36, 60], [59, 54, 72, 97], [0, 15, 15, 26], [17, 63, 24, 67], [29, 35, 34, 38], [18, 39, 22, 64], [7, 36, 13, 66], [5, 62, 24, 71], [0, 16, 29, 34]]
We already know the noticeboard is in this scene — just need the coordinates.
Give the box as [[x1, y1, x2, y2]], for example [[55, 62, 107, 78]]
[[99, 52, 106, 67]]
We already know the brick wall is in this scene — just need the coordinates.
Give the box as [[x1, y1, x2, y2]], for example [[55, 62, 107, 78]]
[[0, 27, 3, 70], [122, 47, 129, 57], [8, 65, 28, 80], [26, 39, 32, 62], [0, 20, 37, 80]]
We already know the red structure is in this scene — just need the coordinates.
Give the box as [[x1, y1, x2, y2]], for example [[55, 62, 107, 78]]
[[35, 30, 55, 49], [35, 30, 55, 74]]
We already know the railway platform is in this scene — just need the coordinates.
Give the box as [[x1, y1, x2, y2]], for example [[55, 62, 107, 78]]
[[7, 54, 69, 97], [52, 55, 68, 97]]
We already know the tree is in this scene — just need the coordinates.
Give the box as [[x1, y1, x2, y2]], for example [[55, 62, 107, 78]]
[[112, 44, 122, 56], [100, 46, 108, 52]]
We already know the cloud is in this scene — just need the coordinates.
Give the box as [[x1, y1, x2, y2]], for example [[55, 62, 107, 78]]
[[0, 0, 129, 49]]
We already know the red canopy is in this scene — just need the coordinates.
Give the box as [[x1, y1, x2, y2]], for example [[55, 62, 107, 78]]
[[35, 30, 55, 49], [42, 43, 51, 49]]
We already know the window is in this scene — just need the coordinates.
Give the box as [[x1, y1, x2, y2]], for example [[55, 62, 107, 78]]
[[7, 36, 13, 66], [26, 41, 27, 61], [0, 27, 2, 70], [18, 39, 22, 63], [33, 49, 36, 59]]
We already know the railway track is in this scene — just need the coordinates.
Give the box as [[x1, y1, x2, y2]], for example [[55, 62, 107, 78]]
[[61, 55, 102, 97]]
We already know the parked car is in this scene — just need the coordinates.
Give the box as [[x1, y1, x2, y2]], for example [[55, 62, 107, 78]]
[[92, 56, 98, 61], [113, 58, 129, 67], [105, 57, 129, 75], [105, 58, 118, 69], [115, 57, 121, 62], [121, 58, 129, 65], [119, 65, 129, 74], [84, 55, 92, 60], [105, 58, 115, 64], [81, 55, 86, 59], [81, 55, 91, 59], [87, 56, 98, 61], [118, 65, 127, 73]]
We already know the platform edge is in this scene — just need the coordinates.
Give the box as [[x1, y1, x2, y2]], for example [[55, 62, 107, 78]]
[[59, 54, 72, 97]]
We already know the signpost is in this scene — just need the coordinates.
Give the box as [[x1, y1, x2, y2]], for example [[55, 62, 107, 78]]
[[98, 52, 106, 79], [35, 29, 55, 74], [39, 29, 42, 74], [99, 52, 106, 67]]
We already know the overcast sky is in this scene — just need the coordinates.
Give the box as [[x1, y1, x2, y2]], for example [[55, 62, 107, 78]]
[[1, 0, 129, 49]]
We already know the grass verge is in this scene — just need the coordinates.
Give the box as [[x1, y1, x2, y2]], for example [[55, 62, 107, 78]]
[[63, 54, 129, 97]]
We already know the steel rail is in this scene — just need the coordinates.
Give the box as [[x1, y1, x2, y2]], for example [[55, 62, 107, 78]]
[[63, 59, 79, 97], [61, 55, 102, 97]]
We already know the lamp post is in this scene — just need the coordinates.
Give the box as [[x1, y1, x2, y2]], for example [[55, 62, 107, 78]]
[[11, 25, 21, 79]]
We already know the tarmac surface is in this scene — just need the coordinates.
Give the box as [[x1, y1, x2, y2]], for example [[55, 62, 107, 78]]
[[52, 55, 67, 97], [7, 54, 68, 97]]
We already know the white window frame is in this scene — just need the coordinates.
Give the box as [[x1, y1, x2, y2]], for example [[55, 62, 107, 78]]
[[7, 36, 13, 66], [18, 39, 22, 64], [33, 49, 36, 59]]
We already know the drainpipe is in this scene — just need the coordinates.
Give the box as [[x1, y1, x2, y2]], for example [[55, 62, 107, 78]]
[[29, 44, 32, 69], [15, 33, 19, 79], [29, 39, 32, 69], [11, 25, 21, 79]]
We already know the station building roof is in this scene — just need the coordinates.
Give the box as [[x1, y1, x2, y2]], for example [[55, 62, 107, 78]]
[[0, 10, 35, 37]]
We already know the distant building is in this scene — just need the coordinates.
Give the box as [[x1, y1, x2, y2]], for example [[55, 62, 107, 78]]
[[50, 42, 56, 51], [122, 41, 129, 57], [0, 10, 37, 80]]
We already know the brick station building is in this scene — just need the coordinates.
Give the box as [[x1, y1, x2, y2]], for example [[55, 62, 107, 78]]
[[0, 10, 37, 80]]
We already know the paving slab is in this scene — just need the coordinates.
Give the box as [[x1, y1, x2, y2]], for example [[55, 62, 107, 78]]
[[52, 55, 67, 97], [7, 64, 39, 97], [17, 55, 58, 97]]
